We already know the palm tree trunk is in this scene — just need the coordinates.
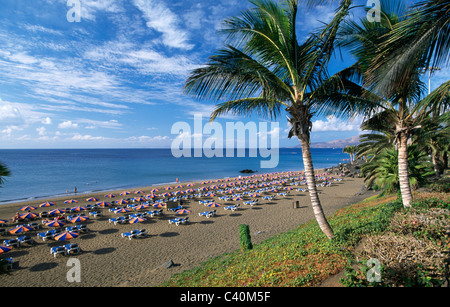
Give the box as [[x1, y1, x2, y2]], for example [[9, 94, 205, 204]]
[[398, 133, 412, 208], [299, 137, 335, 239]]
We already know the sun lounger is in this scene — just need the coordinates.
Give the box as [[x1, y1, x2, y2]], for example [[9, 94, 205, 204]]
[[167, 205, 183, 212], [64, 243, 81, 255], [77, 224, 89, 233], [168, 217, 189, 226], [224, 204, 239, 211], [121, 229, 140, 240], [27, 222, 41, 230], [137, 229, 148, 237], [3, 257, 17, 269], [243, 200, 258, 206], [17, 235, 34, 245], [3, 239, 19, 247], [50, 246, 67, 257], [37, 231, 53, 241]]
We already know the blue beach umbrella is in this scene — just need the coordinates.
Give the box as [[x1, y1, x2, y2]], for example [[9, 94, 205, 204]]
[[70, 216, 88, 223], [64, 199, 78, 204], [207, 203, 221, 208], [86, 197, 99, 202]]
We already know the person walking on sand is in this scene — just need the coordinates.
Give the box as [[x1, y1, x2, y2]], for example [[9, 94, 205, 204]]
[[74, 186, 77, 194], [176, 178, 179, 183]]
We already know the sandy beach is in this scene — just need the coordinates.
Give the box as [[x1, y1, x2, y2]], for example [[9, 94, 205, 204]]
[[0, 171, 374, 287]]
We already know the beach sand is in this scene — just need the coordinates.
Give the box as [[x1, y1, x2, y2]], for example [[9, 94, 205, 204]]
[[0, 171, 375, 287]]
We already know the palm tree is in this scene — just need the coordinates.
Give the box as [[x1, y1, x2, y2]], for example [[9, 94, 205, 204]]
[[335, 0, 450, 208], [343, 145, 357, 162], [0, 162, 11, 186], [184, 0, 372, 239]]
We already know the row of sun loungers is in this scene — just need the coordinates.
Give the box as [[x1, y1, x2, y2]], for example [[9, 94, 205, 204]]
[[168, 217, 189, 226], [121, 229, 148, 239], [50, 243, 81, 257], [3, 235, 35, 247], [198, 210, 216, 218]]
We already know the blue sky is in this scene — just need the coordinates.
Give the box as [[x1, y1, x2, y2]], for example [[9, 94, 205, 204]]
[[0, 0, 447, 149]]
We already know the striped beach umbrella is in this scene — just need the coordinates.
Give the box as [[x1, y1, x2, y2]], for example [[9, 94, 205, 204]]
[[71, 206, 87, 212], [175, 209, 191, 215], [19, 205, 37, 211], [0, 219, 8, 225], [96, 201, 111, 208], [150, 188, 159, 193], [129, 217, 146, 224], [9, 225, 33, 235], [250, 193, 261, 198], [48, 209, 66, 215], [46, 220, 66, 227], [164, 186, 173, 190], [134, 197, 146, 202], [19, 212, 38, 220], [0, 245, 12, 254], [207, 202, 221, 208], [114, 208, 130, 214], [134, 190, 144, 194], [120, 191, 130, 196], [54, 231, 79, 241], [70, 216, 88, 223], [104, 194, 116, 198], [86, 197, 99, 202], [134, 203, 149, 210], [40, 201, 55, 207], [232, 197, 243, 201], [153, 203, 165, 209], [64, 199, 78, 204], [116, 199, 129, 205]]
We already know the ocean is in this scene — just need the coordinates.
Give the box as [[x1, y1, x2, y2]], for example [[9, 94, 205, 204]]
[[0, 148, 349, 204]]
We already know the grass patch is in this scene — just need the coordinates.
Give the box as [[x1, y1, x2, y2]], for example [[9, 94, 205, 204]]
[[159, 192, 449, 287]]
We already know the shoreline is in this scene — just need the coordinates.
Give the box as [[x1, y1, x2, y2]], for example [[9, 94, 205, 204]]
[[0, 168, 374, 287]]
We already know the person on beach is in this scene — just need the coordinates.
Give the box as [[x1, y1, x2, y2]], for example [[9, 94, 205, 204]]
[[12, 212, 20, 223], [74, 186, 77, 194]]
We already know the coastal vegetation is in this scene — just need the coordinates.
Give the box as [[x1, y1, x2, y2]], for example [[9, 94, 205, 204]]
[[0, 162, 10, 187], [161, 191, 449, 287]]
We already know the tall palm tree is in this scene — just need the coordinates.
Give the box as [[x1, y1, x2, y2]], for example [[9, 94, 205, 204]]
[[184, 0, 372, 239], [0, 162, 11, 186], [336, 0, 450, 207]]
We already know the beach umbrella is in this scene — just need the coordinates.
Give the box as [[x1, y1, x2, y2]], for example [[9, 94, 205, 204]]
[[0, 245, 12, 254], [129, 217, 146, 224], [71, 206, 87, 212], [9, 225, 33, 235], [134, 190, 144, 194], [185, 189, 195, 193], [161, 192, 172, 197], [175, 209, 191, 215], [187, 183, 195, 187], [205, 192, 216, 197], [145, 194, 156, 199], [0, 219, 7, 225], [116, 199, 129, 205], [250, 193, 261, 198], [164, 186, 173, 190], [153, 203, 165, 209], [54, 231, 79, 241], [64, 199, 78, 204], [114, 208, 130, 214], [175, 185, 183, 188], [96, 201, 111, 208], [86, 197, 99, 202], [70, 216, 88, 223], [40, 201, 55, 207], [232, 197, 243, 201], [46, 220, 66, 227], [134, 204, 149, 210], [104, 194, 115, 198], [48, 209, 66, 215], [134, 197, 146, 202], [150, 188, 159, 192], [284, 187, 294, 190], [19, 212, 38, 220], [207, 203, 221, 208], [120, 191, 130, 196], [20, 205, 37, 211]]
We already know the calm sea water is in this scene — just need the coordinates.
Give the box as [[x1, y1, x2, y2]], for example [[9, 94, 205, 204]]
[[0, 148, 348, 204]]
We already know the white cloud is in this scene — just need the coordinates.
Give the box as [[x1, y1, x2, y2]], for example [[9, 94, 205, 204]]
[[36, 127, 46, 136], [58, 120, 79, 129], [312, 115, 363, 132], [132, 0, 194, 50], [42, 117, 52, 125]]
